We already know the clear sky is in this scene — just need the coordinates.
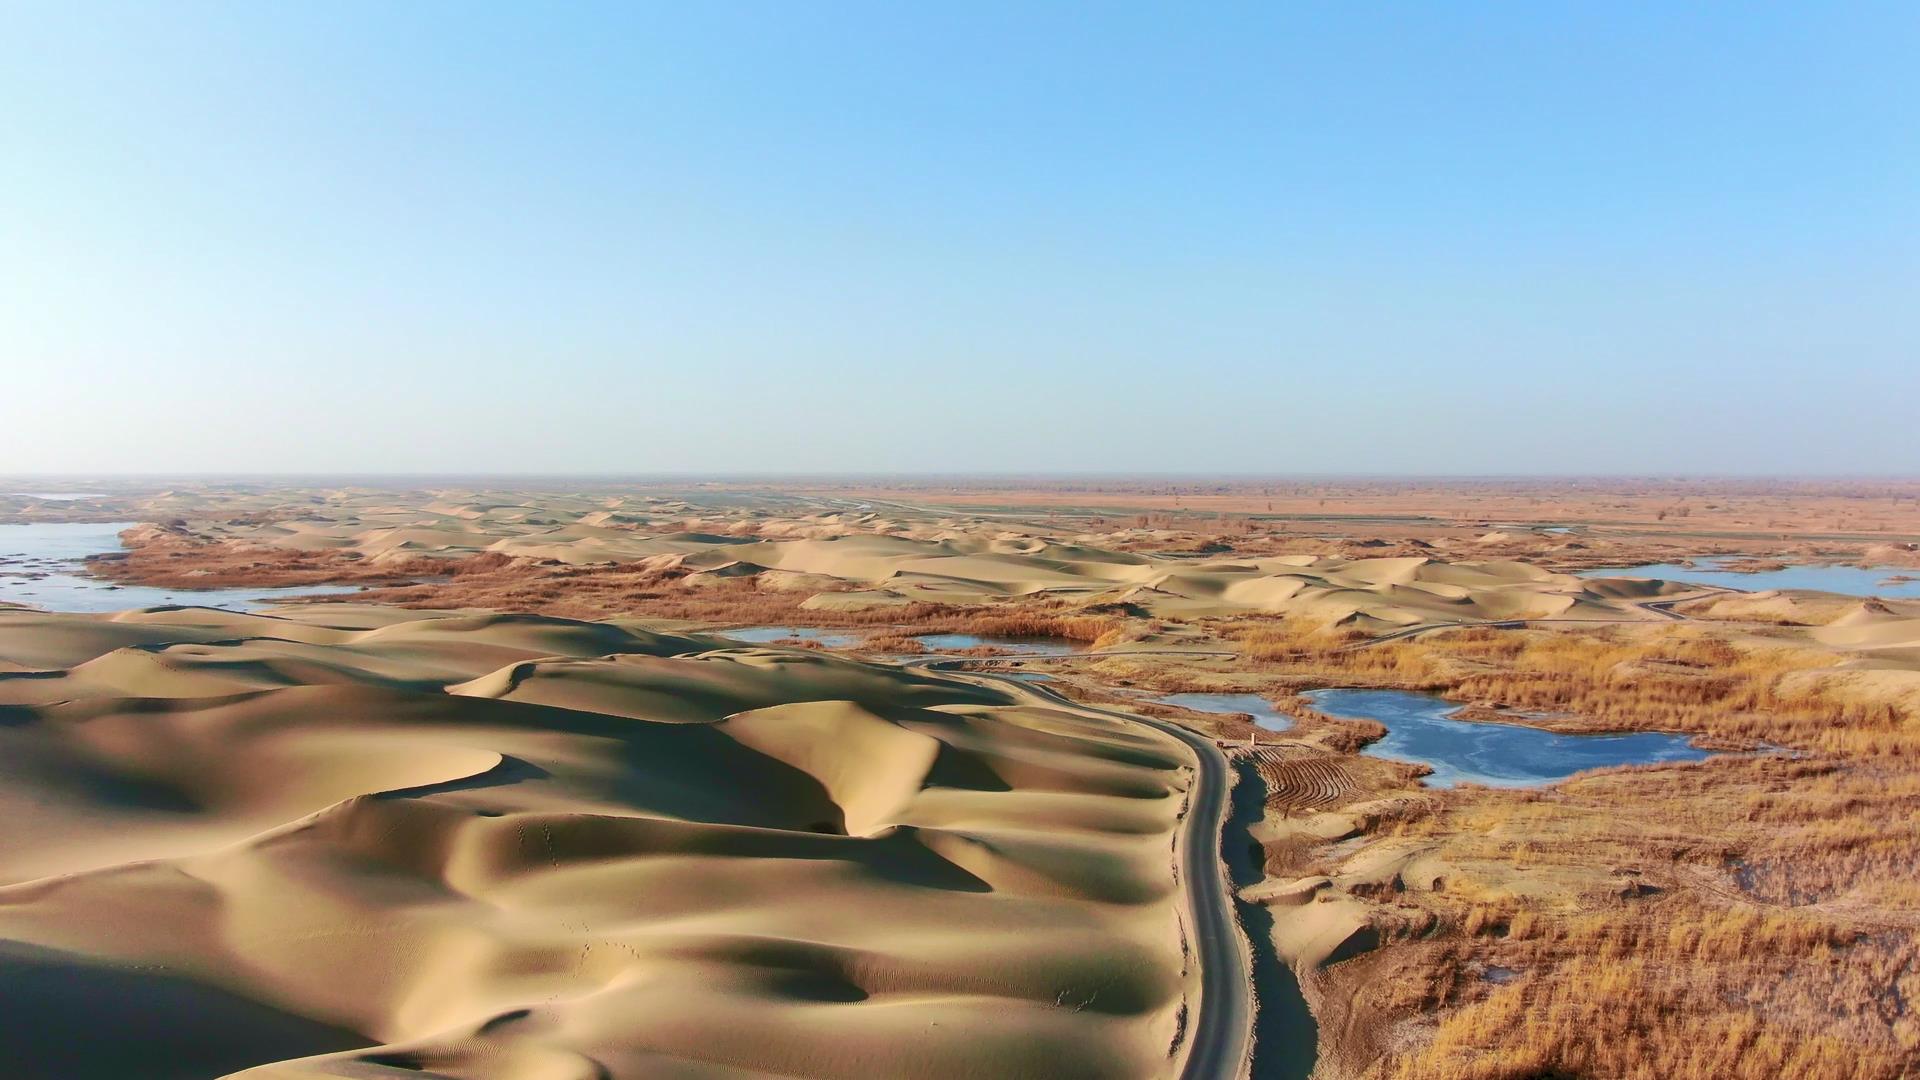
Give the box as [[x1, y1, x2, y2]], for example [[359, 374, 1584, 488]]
[[2, 3, 1915, 475]]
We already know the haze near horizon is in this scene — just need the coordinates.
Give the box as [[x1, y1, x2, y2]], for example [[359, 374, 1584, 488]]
[[3, 3, 1915, 475]]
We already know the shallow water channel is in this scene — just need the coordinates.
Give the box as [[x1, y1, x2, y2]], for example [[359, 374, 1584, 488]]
[[1305, 688, 1711, 788], [0, 522, 363, 613]]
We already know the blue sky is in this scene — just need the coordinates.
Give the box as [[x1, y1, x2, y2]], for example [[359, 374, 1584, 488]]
[[2, 3, 1914, 474]]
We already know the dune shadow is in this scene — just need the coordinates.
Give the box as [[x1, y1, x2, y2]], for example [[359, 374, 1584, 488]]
[[0, 940, 369, 1079], [0, 702, 44, 727]]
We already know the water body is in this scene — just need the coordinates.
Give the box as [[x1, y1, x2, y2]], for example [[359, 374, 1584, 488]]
[[6, 492, 106, 501], [0, 522, 362, 613], [721, 626, 864, 648], [1305, 688, 1710, 788], [1580, 557, 1920, 599], [1153, 692, 1293, 732], [912, 633, 1079, 655]]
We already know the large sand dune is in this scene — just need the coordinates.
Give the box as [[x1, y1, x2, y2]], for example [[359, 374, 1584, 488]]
[[0, 605, 1196, 1079], [75, 490, 1693, 629]]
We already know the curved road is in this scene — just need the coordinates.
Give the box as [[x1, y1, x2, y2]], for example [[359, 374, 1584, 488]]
[[919, 658, 1254, 1080]]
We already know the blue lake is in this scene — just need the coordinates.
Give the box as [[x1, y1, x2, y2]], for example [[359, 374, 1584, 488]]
[[0, 522, 362, 613], [1579, 557, 1920, 599], [1305, 688, 1711, 788], [1153, 692, 1294, 732]]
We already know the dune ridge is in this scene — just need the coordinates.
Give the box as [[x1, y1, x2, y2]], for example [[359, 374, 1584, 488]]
[[0, 605, 1196, 1079]]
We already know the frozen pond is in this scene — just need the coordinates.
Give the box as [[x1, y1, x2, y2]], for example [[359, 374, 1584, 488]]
[[1153, 692, 1293, 732], [1306, 688, 1710, 788], [0, 522, 361, 613], [1580, 557, 1920, 599]]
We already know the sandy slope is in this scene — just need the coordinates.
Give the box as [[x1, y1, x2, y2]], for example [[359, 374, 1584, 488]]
[[0, 605, 1195, 1079]]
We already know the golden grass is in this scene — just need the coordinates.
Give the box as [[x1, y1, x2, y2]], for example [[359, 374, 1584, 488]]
[[1210, 616, 1920, 1079], [1396, 952, 1900, 1080], [1105, 611, 1920, 1076], [1348, 756, 1920, 1078], [932, 612, 1125, 644], [92, 536, 1145, 649], [84, 530, 453, 588], [859, 631, 927, 653]]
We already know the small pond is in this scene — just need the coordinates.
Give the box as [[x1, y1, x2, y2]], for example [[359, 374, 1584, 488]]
[[1305, 688, 1711, 788], [911, 633, 1079, 655], [1579, 557, 1920, 599], [1153, 692, 1293, 732]]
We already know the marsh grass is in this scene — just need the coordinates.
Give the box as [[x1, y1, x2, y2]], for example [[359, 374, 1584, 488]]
[[1353, 756, 1920, 1078], [1213, 617, 1920, 1078], [1222, 618, 1911, 757], [124, 541, 1148, 650]]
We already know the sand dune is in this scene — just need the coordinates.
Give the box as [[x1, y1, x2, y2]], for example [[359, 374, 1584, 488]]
[[87, 496, 1694, 629], [0, 606, 1195, 1079], [1812, 598, 1920, 652]]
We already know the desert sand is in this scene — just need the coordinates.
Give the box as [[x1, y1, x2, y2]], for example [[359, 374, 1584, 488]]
[[0, 603, 1201, 1079]]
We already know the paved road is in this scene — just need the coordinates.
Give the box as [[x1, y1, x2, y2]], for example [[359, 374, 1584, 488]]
[[921, 658, 1255, 1080]]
